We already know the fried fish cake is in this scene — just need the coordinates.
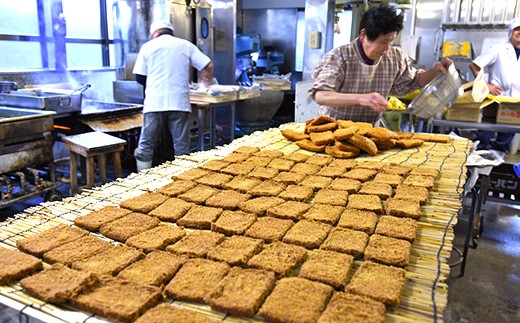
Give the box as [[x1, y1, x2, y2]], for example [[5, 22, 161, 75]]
[[310, 131, 335, 146], [296, 139, 326, 153], [325, 145, 359, 159], [347, 134, 378, 156], [281, 129, 310, 142], [333, 128, 356, 141]]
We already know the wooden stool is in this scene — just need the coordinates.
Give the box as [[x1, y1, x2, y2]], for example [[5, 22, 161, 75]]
[[62, 132, 126, 195]]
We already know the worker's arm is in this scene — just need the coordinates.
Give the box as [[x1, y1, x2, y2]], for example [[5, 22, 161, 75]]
[[469, 62, 503, 95], [198, 62, 214, 87], [314, 90, 388, 113], [417, 57, 453, 87]]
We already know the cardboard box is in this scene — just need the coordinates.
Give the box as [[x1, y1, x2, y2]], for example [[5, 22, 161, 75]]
[[445, 88, 495, 122], [496, 102, 520, 125]]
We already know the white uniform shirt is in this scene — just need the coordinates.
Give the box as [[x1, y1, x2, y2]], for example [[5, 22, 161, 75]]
[[473, 41, 520, 97], [133, 34, 211, 113]]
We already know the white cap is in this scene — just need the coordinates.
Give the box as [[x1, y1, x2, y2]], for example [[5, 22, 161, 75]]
[[149, 20, 174, 36], [508, 17, 520, 38]]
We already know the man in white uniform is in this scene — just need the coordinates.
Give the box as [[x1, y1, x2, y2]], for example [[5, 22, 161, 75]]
[[470, 17, 520, 153], [133, 20, 213, 171]]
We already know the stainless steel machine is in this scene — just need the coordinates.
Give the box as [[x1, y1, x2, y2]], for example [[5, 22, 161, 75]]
[[0, 107, 62, 208]]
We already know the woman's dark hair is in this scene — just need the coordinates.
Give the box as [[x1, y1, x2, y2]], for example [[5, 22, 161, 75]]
[[359, 4, 404, 41]]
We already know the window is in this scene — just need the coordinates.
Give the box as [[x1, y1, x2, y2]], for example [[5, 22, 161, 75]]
[[0, 0, 114, 70]]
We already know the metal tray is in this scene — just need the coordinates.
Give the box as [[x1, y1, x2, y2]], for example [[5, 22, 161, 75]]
[[407, 64, 463, 119]]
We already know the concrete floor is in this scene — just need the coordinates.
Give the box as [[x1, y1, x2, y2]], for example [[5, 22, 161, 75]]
[[444, 199, 520, 323], [1, 160, 519, 323]]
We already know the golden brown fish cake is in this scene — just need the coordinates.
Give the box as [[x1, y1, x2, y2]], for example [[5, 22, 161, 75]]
[[325, 145, 359, 159], [205, 190, 252, 210], [277, 184, 314, 202], [290, 162, 322, 175], [125, 224, 187, 252], [395, 138, 424, 149], [299, 250, 354, 289], [0, 247, 43, 285], [367, 127, 399, 142], [320, 227, 369, 259], [99, 213, 161, 242], [206, 267, 276, 317], [282, 152, 311, 162], [245, 216, 294, 243], [177, 184, 220, 204], [364, 234, 412, 267], [249, 180, 287, 197], [166, 231, 225, 258], [71, 244, 144, 276], [306, 154, 334, 166], [394, 184, 429, 205], [301, 204, 345, 225], [148, 197, 194, 222], [245, 155, 274, 167], [72, 276, 161, 322], [347, 194, 383, 214], [273, 171, 307, 185], [358, 181, 393, 200], [207, 235, 264, 266], [223, 175, 262, 193], [310, 130, 335, 146], [306, 122, 338, 134], [164, 258, 230, 303], [233, 146, 261, 154], [118, 251, 186, 287], [318, 292, 386, 323], [136, 304, 220, 323], [74, 206, 132, 232], [177, 205, 224, 230], [282, 220, 332, 249], [198, 159, 231, 172], [247, 242, 307, 278], [258, 277, 333, 323], [375, 215, 417, 243], [334, 140, 361, 153], [210, 210, 257, 236], [402, 174, 436, 189], [267, 157, 296, 171], [238, 196, 286, 216], [333, 128, 356, 141], [307, 115, 336, 126], [336, 119, 355, 129], [157, 180, 197, 197], [171, 167, 210, 181], [347, 134, 378, 156], [281, 129, 310, 142], [120, 192, 169, 214], [337, 209, 379, 234], [385, 197, 422, 219], [345, 261, 406, 308], [300, 175, 333, 191], [296, 139, 327, 152], [21, 263, 97, 303], [267, 200, 312, 221], [372, 172, 403, 188], [329, 178, 361, 193], [313, 189, 349, 206], [194, 172, 233, 188]]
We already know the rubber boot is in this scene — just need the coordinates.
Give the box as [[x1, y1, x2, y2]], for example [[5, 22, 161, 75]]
[[136, 159, 152, 172]]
